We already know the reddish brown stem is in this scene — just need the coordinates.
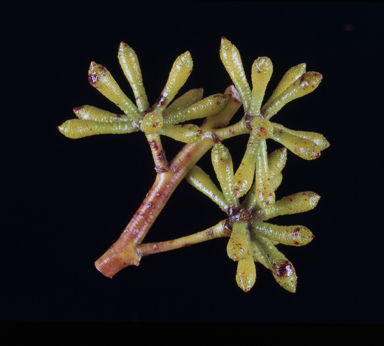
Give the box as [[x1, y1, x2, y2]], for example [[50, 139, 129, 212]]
[[146, 133, 169, 172], [95, 133, 216, 277]]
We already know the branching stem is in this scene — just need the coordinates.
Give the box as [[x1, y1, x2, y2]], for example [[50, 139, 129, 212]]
[[146, 133, 169, 172], [95, 132, 219, 277], [61, 40, 327, 292], [214, 117, 250, 141], [138, 220, 230, 257], [95, 87, 241, 278]]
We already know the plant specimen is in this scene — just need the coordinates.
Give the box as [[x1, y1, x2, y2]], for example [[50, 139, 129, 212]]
[[58, 38, 329, 292]]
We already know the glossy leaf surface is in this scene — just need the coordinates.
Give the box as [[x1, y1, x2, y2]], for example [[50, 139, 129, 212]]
[[263, 63, 306, 106], [73, 105, 129, 123], [249, 57, 273, 116], [271, 125, 321, 160], [262, 72, 322, 119], [158, 124, 202, 143], [211, 142, 237, 206], [266, 192, 320, 220], [220, 37, 251, 111], [185, 166, 228, 210], [163, 88, 204, 117], [253, 234, 297, 293], [88, 62, 140, 121], [118, 42, 149, 112], [58, 119, 137, 139], [154, 51, 193, 113], [255, 139, 274, 215], [273, 123, 330, 151], [251, 222, 314, 246], [164, 94, 229, 125], [232, 134, 259, 199], [227, 221, 248, 261]]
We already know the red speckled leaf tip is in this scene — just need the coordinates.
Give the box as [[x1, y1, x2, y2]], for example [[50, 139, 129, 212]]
[[72, 106, 83, 113]]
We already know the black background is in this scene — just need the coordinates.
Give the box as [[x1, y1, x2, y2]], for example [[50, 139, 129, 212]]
[[2, 1, 383, 322]]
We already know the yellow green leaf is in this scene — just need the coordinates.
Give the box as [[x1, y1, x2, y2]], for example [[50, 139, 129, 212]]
[[231, 135, 259, 199], [154, 51, 193, 113], [211, 142, 237, 206], [253, 234, 297, 293], [249, 57, 273, 116], [251, 222, 314, 246], [58, 119, 137, 139], [158, 123, 203, 143], [267, 147, 287, 177], [270, 172, 283, 192], [255, 140, 274, 215], [220, 37, 251, 111], [248, 239, 269, 269], [73, 105, 130, 123], [273, 123, 330, 151], [263, 63, 306, 106], [266, 191, 320, 220], [163, 94, 229, 125], [163, 88, 204, 117], [272, 272, 297, 293], [242, 148, 284, 211], [236, 255, 256, 292], [227, 221, 248, 261], [262, 72, 322, 119], [185, 166, 228, 210], [202, 85, 242, 130], [88, 62, 140, 121], [213, 116, 250, 141], [271, 125, 321, 160], [118, 42, 149, 112]]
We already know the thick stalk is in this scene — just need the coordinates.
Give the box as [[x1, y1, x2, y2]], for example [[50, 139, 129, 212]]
[[95, 133, 216, 277]]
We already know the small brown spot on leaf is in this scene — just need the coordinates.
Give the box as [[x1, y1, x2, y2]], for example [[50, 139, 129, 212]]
[[276, 261, 293, 277], [156, 94, 167, 106], [88, 73, 99, 84], [205, 230, 213, 237]]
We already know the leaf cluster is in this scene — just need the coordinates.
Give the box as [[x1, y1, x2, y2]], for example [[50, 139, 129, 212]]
[[58, 38, 329, 292]]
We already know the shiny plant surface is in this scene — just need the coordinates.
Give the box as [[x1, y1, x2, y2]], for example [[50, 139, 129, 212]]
[[59, 37, 329, 293]]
